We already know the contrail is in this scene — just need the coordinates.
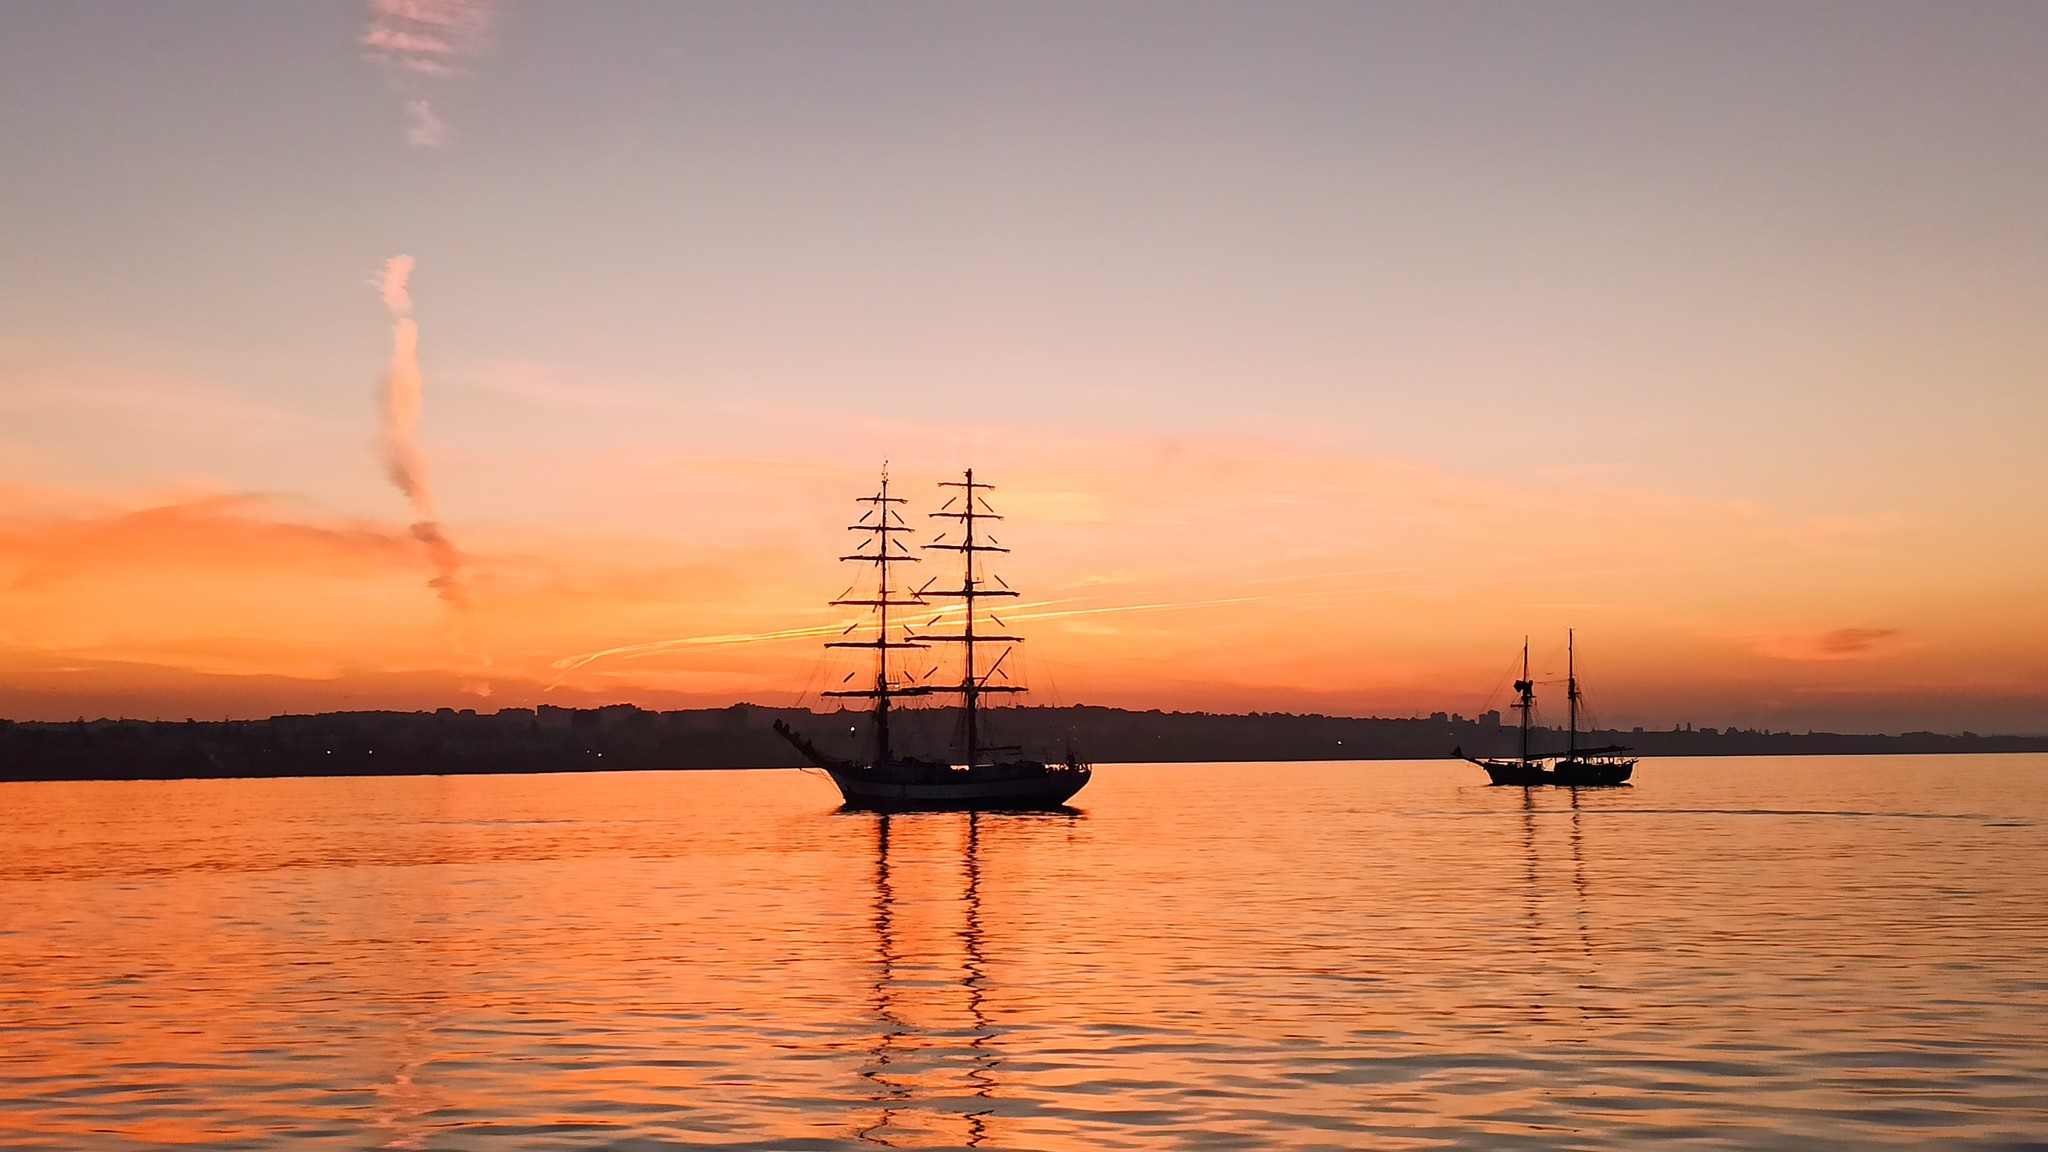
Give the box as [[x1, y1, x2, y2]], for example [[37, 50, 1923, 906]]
[[377, 255, 468, 609], [544, 623, 858, 690], [544, 594, 1271, 687], [998, 594, 1267, 624]]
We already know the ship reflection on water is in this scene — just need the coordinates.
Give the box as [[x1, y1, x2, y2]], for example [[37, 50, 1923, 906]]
[[1517, 783, 1597, 961], [853, 809, 1076, 1148]]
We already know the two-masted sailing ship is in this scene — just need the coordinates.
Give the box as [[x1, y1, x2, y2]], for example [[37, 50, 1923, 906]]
[[773, 469, 1092, 811], [1456, 631, 1636, 786]]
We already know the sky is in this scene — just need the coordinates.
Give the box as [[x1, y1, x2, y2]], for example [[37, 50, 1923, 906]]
[[1, 1, 2044, 732]]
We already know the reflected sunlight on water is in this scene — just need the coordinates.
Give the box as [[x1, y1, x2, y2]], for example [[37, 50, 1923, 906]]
[[2, 756, 2045, 1149]]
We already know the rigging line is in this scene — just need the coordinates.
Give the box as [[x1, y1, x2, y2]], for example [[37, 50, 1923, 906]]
[[792, 635, 835, 710], [1036, 648, 1067, 711], [1475, 648, 1522, 716]]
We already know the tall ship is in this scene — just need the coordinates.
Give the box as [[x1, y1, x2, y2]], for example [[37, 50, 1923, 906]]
[[773, 469, 1092, 811], [1456, 631, 1636, 786]]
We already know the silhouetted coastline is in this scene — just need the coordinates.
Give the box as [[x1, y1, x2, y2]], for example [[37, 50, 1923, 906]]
[[3, 704, 2044, 783]]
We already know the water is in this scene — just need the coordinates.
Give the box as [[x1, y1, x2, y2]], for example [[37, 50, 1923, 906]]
[[2, 756, 2045, 1150]]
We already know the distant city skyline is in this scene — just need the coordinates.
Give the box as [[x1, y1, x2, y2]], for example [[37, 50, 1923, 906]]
[[2, 2, 2044, 732]]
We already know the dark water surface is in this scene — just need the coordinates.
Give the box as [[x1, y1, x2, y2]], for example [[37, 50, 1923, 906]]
[[2, 756, 2045, 1149]]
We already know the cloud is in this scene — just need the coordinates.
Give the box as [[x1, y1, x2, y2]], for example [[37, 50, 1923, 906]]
[[1755, 627, 1903, 662], [379, 253, 414, 314], [405, 99, 445, 148], [363, 0, 493, 76], [2, 492, 414, 590], [363, 0, 497, 146], [1815, 628, 1901, 656], [0, 490, 441, 683], [0, 478, 861, 719], [375, 255, 469, 609]]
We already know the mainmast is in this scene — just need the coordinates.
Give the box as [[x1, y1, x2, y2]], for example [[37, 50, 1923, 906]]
[[821, 469, 928, 763], [1512, 637, 1535, 768], [1567, 629, 1579, 759], [919, 469, 1023, 767]]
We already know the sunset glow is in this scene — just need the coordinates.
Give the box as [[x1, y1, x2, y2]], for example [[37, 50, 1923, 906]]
[[1, 4, 2044, 732]]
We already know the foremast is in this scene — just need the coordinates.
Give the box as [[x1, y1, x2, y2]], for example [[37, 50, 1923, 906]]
[[917, 469, 1024, 767], [1513, 637, 1536, 769], [822, 469, 929, 764]]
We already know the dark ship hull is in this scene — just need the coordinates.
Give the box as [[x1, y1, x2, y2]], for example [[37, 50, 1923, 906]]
[[1475, 758, 1552, 787], [1457, 746, 1553, 786], [1551, 757, 1634, 787], [827, 762, 1090, 812], [1461, 751, 1633, 788], [774, 720, 1091, 813]]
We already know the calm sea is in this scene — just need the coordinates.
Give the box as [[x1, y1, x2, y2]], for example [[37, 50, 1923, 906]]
[[2, 756, 2044, 1150]]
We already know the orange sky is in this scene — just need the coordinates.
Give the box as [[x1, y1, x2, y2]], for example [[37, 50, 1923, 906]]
[[2, 424, 2042, 731]]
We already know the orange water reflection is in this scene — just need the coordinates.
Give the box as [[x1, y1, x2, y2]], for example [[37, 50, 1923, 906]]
[[2, 759, 2047, 1149]]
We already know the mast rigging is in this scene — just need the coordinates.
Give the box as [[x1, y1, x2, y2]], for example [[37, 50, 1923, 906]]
[[820, 469, 929, 763], [918, 468, 1024, 768]]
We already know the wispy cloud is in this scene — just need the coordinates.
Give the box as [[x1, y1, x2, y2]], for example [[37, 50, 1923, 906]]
[[363, 0, 493, 76], [1755, 627, 1904, 662], [0, 490, 434, 682], [0, 484, 785, 708], [363, 0, 497, 147]]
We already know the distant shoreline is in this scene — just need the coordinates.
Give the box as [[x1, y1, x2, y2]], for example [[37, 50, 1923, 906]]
[[4, 704, 2044, 784]]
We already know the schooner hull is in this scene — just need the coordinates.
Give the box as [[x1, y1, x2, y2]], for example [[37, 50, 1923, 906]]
[[1552, 759, 1634, 787], [1458, 746, 1552, 786], [1481, 762, 1553, 787], [827, 768, 1091, 812]]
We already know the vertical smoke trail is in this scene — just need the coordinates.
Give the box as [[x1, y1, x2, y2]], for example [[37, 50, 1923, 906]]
[[378, 255, 468, 609]]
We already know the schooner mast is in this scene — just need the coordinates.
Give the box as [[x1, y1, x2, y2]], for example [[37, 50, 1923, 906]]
[[1567, 628, 1579, 760], [1513, 637, 1535, 769], [822, 470, 929, 764], [918, 469, 1024, 768]]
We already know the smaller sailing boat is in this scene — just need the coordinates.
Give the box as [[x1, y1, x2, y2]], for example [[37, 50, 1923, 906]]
[[773, 469, 1091, 811], [1456, 631, 1635, 786]]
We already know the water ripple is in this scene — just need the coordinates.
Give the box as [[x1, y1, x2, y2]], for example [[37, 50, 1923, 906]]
[[1, 756, 2045, 1148]]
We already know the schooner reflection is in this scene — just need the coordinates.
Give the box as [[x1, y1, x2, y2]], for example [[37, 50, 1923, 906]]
[[1512, 786, 1599, 961], [854, 810, 1070, 1147]]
